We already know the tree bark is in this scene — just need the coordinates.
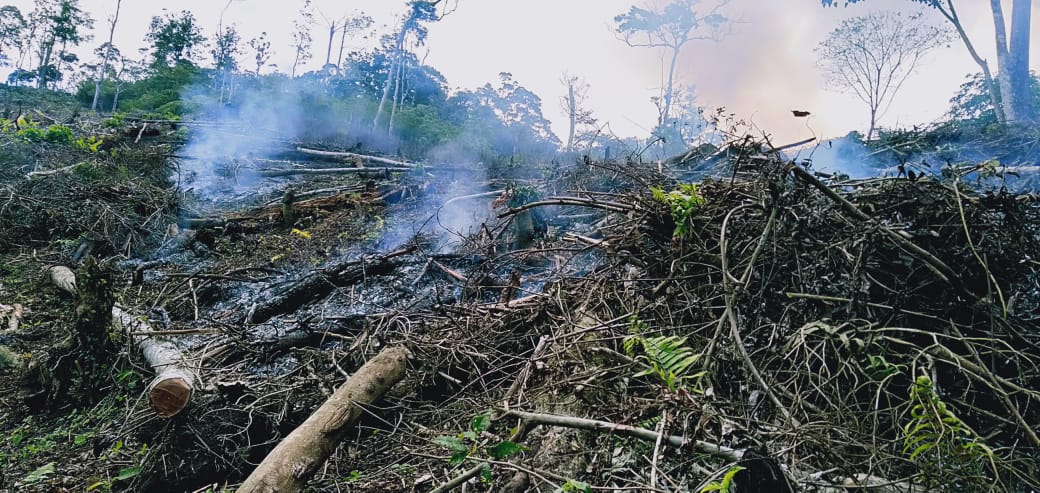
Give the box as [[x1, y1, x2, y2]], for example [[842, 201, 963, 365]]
[[937, 1, 1004, 122], [991, 0, 1018, 122], [566, 79, 576, 152], [48, 265, 195, 417], [1008, 0, 1034, 123], [236, 346, 410, 493]]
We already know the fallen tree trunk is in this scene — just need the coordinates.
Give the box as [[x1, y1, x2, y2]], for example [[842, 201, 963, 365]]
[[48, 265, 195, 417], [236, 346, 410, 493], [296, 147, 416, 168], [248, 247, 414, 324], [260, 167, 412, 177]]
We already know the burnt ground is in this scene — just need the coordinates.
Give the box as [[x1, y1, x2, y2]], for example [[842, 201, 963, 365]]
[[1, 99, 1039, 493]]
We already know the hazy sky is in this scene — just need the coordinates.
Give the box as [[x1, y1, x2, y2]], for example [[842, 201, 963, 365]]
[[3, 0, 1038, 144]]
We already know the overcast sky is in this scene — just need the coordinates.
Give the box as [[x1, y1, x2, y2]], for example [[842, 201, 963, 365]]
[[3, 0, 1039, 144]]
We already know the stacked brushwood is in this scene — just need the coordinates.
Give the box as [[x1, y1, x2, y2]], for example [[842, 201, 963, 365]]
[[351, 148, 1040, 492]]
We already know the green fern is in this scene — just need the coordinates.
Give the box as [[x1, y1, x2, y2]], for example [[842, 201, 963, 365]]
[[624, 334, 705, 391], [902, 374, 994, 486]]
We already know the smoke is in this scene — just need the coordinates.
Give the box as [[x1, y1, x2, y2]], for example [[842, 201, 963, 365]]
[[790, 134, 878, 179], [176, 75, 395, 203]]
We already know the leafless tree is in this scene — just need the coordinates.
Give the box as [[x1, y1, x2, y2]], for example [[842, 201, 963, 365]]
[[816, 10, 950, 139]]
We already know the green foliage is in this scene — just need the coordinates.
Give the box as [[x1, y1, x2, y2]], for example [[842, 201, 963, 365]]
[[624, 318, 705, 391], [651, 182, 706, 238], [558, 479, 592, 493], [949, 72, 1040, 124], [146, 10, 206, 68], [433, 411, 527, 467], [102, 113, 126, 128], [902, 374, 994, 486], [75, 135, 104, 152], [700, 465, 744, 492]]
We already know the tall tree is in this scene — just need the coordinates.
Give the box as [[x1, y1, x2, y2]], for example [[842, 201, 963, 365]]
[[614, 0, 729, 128], [29, 0, 94, 89], [290, 0, 315, 77], [817, 11, 949, 139], [559, 73, 596, 152], [247, 32, 272, 76], [90, 0, 120, 110], [145, 10, 206, 68], [372, 1, 444, 130], [823, 0, 1035, 124], [336, 13, 373, 68], [211, 24, 241, 104], [0, 6, 26, 68]]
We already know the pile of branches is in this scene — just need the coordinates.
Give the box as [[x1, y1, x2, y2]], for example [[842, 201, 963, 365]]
[[336, 146, 1040, 491]]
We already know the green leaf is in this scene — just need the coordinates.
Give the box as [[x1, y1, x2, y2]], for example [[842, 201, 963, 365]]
[[115, 466, 142, 481], [21, 462, 56, 484], [487, 440, 526, 459], [479, 464, 493, 484], [471, 413, 492, 434], [433, 435, 470, 466], [460, 431, 478, 441], [559, 479, 592, 493]]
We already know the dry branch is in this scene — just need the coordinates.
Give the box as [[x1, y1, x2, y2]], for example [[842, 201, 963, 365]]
[[501, 409, 744, 462], [48, 265, 194, 417], [236, 346, 409, 493]]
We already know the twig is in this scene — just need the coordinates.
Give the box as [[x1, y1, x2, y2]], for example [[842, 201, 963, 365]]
[[788, 164, 957, 284]]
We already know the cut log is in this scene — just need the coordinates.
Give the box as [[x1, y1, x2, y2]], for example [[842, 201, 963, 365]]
[[296, 147, 417, 168], [248, 248, 413, 324], [48, 265, 195, 417], [236, 346, 409, 493]]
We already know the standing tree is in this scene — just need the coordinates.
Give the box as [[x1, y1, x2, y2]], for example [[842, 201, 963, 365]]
[[336, 13, 373, 68], [109, 53, 143, 111], [29, 0, 94, 90], [90, 0, 120, 110], [289, 0, 315, 78], [247, 32, 272, 76], [372, 1, 446, 130], [0, 6, 26, 68], [559, 73, 596, 152], [211, 25, 241, 104], [146, 10, 205, 68], [614, 0, 729, 129], [816, 11, 950, 139], [823, 0, 1035, 124]]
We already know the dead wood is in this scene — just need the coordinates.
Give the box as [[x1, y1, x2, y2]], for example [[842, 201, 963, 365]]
[[48, 265, 195, 417], [0, 303, 24, 332], [26, 163, 81, 179], [295, 147, 417, 168], [247, 247, 414, 324], [259, 167, 412, 177], [236, 346, 409, 493], [501, 409, 745, 462]]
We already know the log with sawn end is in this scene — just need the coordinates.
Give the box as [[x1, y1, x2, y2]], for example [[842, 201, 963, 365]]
[[48, 265, 195, 417], [247, 247, 415, 324]]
